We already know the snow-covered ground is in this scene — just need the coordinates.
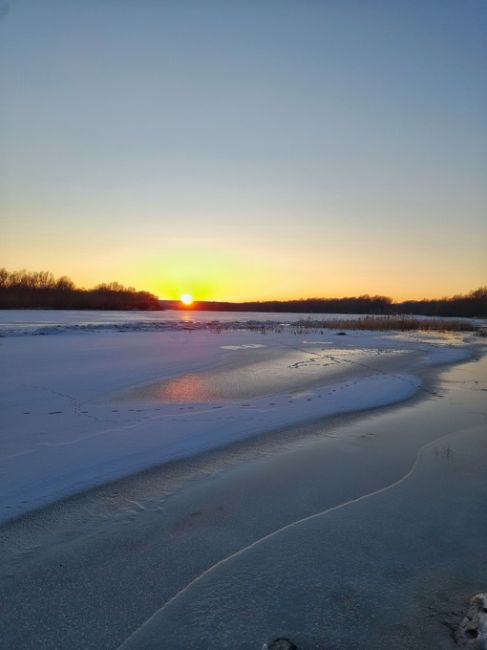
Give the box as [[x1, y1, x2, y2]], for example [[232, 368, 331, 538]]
[[0, 309, 368, 337], [0, 309, 484, 337], [0, 320, 478, 523]]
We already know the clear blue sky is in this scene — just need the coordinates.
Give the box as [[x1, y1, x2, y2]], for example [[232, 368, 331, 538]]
[[1, 0, 486, 300]]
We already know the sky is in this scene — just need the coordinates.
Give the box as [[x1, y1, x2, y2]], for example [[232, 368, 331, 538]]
[[1, 0, 486, 301]]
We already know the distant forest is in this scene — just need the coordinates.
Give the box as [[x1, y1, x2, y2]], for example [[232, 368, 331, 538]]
[[0, 269, 160, 310], [164, 288, 487, 318], [0, 269, 485, 317]]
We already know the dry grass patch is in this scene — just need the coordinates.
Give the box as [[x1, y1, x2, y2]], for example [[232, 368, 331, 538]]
[[294, 316, 477, 332]]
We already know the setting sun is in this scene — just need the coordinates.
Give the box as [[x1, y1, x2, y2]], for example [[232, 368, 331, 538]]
[[180, 294, 194, 306]]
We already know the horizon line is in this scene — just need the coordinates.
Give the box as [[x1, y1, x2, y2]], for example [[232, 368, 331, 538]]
[[158, 288, 486, 305]]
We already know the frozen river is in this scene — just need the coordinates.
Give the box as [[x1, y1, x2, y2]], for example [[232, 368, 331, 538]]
[[0, 316, 485, 649]]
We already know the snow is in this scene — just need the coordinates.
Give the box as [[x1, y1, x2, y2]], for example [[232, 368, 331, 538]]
[[0, 309, 368, 337], [0, 319, 478, 523]]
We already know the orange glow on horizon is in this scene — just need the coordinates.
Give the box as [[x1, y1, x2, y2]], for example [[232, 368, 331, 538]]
[[6, 243, 484, 305]]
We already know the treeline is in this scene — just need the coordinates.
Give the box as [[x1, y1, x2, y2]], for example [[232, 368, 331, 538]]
[[0, 269, 161, 310], [162, 295, 393, 314], [394, 288, 487, 318], [162, 287, 487, 318]]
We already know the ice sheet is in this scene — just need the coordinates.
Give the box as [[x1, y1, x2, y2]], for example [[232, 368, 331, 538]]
[[120, 387, 487, 650]]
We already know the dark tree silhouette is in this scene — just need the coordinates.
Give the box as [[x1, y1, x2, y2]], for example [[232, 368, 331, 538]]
[[162, 288, 487, 318], [0, 269, 161, 310]]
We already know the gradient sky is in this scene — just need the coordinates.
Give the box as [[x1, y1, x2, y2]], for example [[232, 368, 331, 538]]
[[1, 0, 486, 301]]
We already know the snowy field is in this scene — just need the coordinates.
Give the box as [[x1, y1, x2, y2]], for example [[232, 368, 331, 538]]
[[0, 312, 477, 523]]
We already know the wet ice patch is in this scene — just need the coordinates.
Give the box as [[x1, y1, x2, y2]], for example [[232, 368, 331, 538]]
[[123, 347, 409, 402]]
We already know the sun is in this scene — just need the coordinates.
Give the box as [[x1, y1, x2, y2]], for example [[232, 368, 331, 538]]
[[180, 294, 194, 306]]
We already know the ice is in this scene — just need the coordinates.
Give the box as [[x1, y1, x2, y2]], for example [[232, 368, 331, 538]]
[[1, 347, 485, 650], [119, 375, 487, 650], [0, 323, 479, 523]]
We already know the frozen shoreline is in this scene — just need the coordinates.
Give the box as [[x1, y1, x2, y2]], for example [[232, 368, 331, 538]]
[[121, 389, 487, 650], [1, 352, 486, 650], [0, 327, 478, 524]]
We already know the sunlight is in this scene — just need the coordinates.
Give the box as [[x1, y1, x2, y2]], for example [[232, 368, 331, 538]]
[[180, 293, 194, 306]]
